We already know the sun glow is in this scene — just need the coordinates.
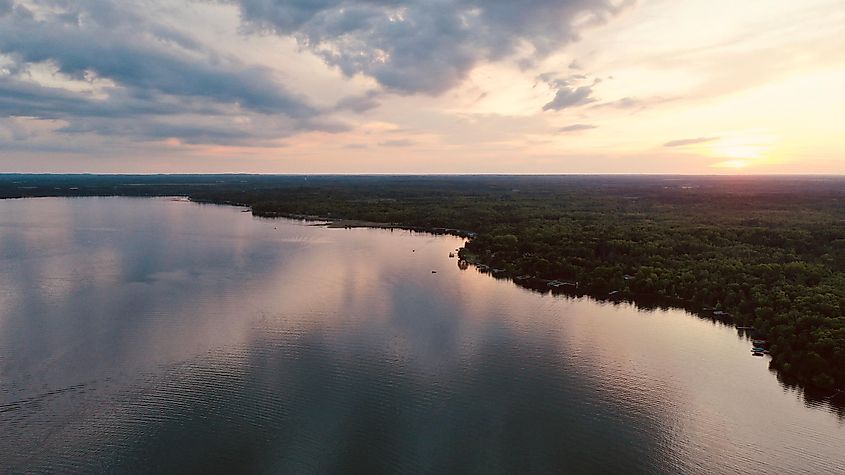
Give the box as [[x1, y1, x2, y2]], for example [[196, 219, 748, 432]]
[[711, 139, 769, 160], [712, 159, 750, 169], [705, 134, 778, 170]]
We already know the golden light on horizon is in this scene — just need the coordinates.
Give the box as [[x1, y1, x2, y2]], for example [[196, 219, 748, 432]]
[[705, 134, 778, 170], [712, 159, 750, 169], [711, 137, 769, 160]]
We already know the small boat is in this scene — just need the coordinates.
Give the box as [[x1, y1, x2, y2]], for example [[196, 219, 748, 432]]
[[431, 270, 437, 273], [752, 351, 765, 357], [752, 347, 766, 353], [448, 252, 455, 258]]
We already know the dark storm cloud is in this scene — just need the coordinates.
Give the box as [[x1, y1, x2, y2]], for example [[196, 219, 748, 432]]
[[663, 137, 719, 147], [230, 0, 633, 95]]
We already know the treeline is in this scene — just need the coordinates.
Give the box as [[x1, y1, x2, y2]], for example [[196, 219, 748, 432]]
[[463, 208, 845, 392], [2, 174, 843, 392]]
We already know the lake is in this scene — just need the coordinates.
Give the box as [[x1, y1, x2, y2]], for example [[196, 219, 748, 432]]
[[1, 197, 843, 473]]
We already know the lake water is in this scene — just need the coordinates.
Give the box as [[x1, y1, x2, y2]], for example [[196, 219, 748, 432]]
[[0, 197, 843, 473]]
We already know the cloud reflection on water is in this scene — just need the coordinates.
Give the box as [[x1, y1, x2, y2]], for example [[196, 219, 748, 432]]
[[0, 197, 843, 473]]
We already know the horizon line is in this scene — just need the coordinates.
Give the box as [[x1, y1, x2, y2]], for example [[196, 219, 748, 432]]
[[2, 172, 845, 178]]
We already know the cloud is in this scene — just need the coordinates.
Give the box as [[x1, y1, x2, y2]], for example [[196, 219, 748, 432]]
[[378, 139, 414, 147], [663, 137, 719, 147], [0, 5, 315, 117], [536, 72, 599, 112], [0, 1, 342, 146], [334, 90, 381, 113], [559, 124, 597, 132], [591, 95, 678, 112], [543, 85, 596, 111], [0, 117, 33, 141], [601, 97, 642, 109], [0, 76, 349, 145], [230, 0, 634, 95], [55, 118, 260, 145], [0, 77, 212, 120], [543, 79, 598, 112]]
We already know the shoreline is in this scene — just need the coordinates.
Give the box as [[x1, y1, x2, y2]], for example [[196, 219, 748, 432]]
[[1, 178, 845, 400], [249, 209, 478, 238], [263, 208, 842, 403], [232, 202, 842, 401]]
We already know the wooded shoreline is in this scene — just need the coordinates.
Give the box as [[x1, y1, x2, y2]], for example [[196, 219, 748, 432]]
[[2, 174, 843, 397]]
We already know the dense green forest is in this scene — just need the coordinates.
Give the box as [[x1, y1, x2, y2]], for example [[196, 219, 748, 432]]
[[2, 174, 844, 394]]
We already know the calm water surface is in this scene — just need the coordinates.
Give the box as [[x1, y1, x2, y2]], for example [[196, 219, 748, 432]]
[[0, 197, 843, 473]]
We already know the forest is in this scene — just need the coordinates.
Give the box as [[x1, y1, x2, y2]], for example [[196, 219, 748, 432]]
[[2, 174, 843, 394]]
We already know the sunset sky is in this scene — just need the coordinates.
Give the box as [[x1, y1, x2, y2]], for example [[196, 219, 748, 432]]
[[1, 0, 843, 174]]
